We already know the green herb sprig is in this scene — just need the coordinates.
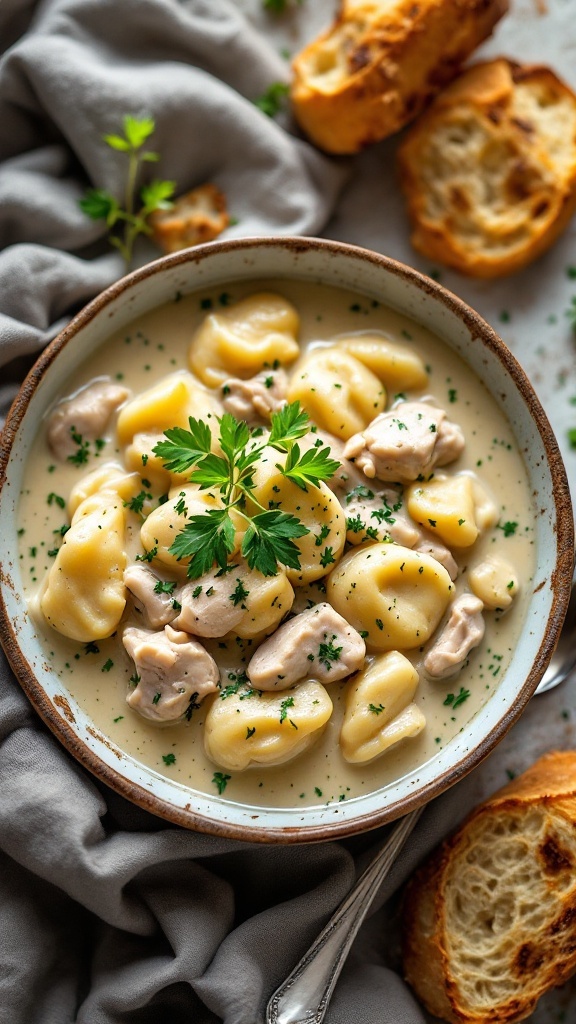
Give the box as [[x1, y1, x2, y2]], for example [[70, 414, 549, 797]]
[[153, 402, 339, 579], [79, 115, 175, 268]]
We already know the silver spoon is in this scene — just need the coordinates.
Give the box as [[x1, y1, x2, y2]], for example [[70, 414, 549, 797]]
[[266, 586, 576, 1024], [534, 581, 576, 694]]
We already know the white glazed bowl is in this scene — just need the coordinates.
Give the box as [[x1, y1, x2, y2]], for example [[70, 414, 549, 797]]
[[0, 237, 573, 842]]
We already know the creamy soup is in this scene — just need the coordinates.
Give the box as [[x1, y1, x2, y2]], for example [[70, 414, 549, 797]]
[[18, 280, 535, 808]]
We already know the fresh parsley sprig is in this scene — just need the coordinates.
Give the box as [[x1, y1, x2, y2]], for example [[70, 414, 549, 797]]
[[152, 403, 339, 579], [79, 115, 175, 268]]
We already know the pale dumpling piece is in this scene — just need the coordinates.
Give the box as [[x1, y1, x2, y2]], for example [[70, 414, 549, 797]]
[[326, 542, 453, 651], [287, 348, 385, 440], [406, 474, 481, 548], [338, 335, 429, 392], [40, 492, 127, 642], [340, 651, 425, 763], [174, 559, 294, 640], [68, 462, 141, 517], [343, 401, 464, 483], [468, 556, 519, 611], [47, 379, 129, 460], [247, 602, 366, 690], [116, 371, 221, 445], [249, 447, 346, 585], [140, 485, 244, 576], [204, 679, 333, 771], [189, 292, 300, 387], [123, 624, 219, 722], [124, 433, 173, 493]]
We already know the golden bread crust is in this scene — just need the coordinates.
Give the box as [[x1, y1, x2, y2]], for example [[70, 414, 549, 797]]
[[290, 0, 508, 154], [398, 58, 576, 277], [402, 751, 576, 1023], [150, 183, 229, 255]]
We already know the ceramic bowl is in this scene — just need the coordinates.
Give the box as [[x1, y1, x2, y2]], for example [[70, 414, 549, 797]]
[[0, 237, 573, 842]]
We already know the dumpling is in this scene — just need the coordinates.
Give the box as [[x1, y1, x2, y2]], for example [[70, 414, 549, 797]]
[[326, 542, 453, 651], [204, 679, 332, 770], [338, 335, 428, 392], [287, 348, 385, 440], [116, 371, 221, 446], [340, 650, 425, 763], [189, 292, 300, 387], [40, 492, 127, 641]]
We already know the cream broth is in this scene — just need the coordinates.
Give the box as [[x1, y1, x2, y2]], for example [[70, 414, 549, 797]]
[[18, 280, 535, 808]]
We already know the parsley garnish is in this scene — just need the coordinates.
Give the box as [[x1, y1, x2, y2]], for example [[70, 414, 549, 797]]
[[369, 703, 385, 714], [162, 753, 176, 766], [279, 696, 295, 723], [125, 490, 153, 515], [47, 492, 66, 509], [319, 547, 336, 568], [212, 771, 231, 794], [153, 403, 339, 579], [230, 579, 250, 606], [318, 636, 342, 671], [79, 115, 175, 268], [153, 580, 177, 595], [443, 687, 471, 709], [497, 520, 518, 537], [254, 82, 290, 117]]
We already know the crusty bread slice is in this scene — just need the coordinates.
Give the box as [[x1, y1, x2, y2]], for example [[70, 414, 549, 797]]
[[402, 751, 576, 1023], [398, 59, 576, 277], [290, 0, 508, 155], [149, 183, 229, 255]]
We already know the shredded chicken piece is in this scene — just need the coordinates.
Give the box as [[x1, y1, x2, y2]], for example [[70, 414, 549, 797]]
[[247, 602, 365, 690], [123, 624, 219, 722], [47, 380, 129, 460], [343, 401, 464, 483], [220, 369, 288, 424], [424, 593, 484, 678], [344, 485, 421, 547], [414, 531, 459, 580], [124, 565, 180, 629]]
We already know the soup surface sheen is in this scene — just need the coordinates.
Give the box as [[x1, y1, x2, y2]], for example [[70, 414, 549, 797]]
[[18, 280, 535, 808]]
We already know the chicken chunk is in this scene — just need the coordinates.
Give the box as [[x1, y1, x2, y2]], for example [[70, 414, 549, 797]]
[[124, 565, 180, 629], [424, 593, 484, 679], [247, 602, 366, 690], [123, 624, 219, 722], [343, 401, 464, 483], [174, 560, 294, 641], [343, 485, 421, 548], [413, 531, 459, 581], [47, 380, 129, 461], [220, 369, 288, 424]]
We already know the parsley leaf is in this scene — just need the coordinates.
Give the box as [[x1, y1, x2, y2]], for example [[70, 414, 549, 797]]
[[153, 418, 212, 474], [242, 510, 309, 577], [79, 114, 175, 268], [169, 509, 236, 579], [280, 443, 341, 491]]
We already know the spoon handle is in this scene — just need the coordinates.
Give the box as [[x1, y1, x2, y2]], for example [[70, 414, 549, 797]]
[[266, 806, 423, 1024]]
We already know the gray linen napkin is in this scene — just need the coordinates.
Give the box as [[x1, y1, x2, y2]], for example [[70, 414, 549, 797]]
[[1, 2, 574, 1023]]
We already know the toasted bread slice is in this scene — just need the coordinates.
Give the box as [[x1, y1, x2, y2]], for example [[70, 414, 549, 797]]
[[402, 751, 576, 1023], [398, 59, 576, 277], [149, 183, 229, 255], [290, 0, 508, 155]]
